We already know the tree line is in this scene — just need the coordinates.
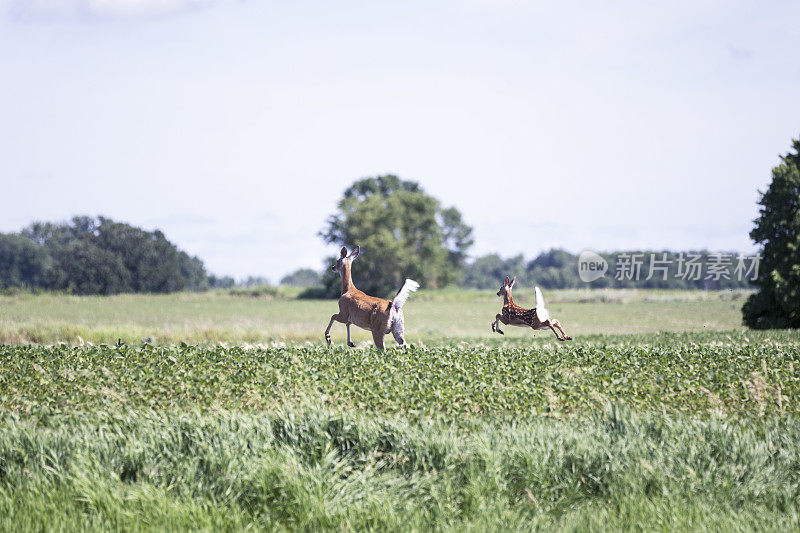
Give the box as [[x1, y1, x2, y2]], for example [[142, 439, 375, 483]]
[[0, 216, 217, 295], [285, 248, 755, 298], [459, 249, 756, 291]]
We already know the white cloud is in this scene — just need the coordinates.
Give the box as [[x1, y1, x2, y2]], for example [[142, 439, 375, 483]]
[[7, 0, 216, 21]]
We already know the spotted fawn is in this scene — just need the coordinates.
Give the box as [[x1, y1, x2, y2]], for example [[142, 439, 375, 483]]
[[492, 276, 572, 341]]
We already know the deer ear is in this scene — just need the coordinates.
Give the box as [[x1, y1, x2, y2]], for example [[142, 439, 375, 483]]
[[504, 276, 510, 285], [339, 247, 347, 259], [509, 277, 516, 288], [348, 245, 360, 260]]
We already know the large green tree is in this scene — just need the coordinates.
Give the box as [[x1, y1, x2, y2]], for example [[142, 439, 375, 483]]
[[743, 139, 800, 329], [319, 176, 473, 297]]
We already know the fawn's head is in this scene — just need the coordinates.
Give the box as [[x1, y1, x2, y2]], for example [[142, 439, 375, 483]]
[[497, 276, 515, 300], [331, 246, 360, 275]]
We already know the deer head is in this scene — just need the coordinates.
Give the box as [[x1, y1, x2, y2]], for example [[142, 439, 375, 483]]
[[331, 246, 360, 275], [496, 276, 515, 303]]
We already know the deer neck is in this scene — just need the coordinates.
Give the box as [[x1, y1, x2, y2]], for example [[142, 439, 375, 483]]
[[504, 293, 514, 307], [341, 262, 355, 294]]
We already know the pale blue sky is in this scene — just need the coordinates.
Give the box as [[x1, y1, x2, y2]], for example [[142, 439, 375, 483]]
[[2, 0, 798, 280]]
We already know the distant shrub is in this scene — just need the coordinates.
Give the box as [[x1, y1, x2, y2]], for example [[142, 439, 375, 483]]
[[280, 268, 322, 287], [227, 285, 283, 299], [296, 286, 332, 299]]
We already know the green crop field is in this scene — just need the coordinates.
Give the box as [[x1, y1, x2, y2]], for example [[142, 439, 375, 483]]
[[2, 290, 800, 531]]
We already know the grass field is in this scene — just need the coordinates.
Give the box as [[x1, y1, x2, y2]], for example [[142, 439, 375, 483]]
[[0, 288, 750, 344], [2, 289, 800, 531]]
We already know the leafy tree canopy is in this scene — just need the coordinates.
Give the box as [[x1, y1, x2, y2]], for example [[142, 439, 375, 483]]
[[2, 216, 210, 295], [743, 139, 800, 329], [319, 175, 473, 297], [0, 233, 52, 289]]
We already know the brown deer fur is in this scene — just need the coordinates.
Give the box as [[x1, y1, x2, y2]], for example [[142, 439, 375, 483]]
[[324, 246, 418, 350]]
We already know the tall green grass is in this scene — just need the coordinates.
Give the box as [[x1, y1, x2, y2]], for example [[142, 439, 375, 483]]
[[1, 407, 799, 531]]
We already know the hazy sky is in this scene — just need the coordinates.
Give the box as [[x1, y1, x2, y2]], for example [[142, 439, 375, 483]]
[[2, 0, 799, 281]]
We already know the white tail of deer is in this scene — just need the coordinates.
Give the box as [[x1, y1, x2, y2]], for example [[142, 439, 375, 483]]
[[392, 279, 420, 312], [534, 286, 549, 322], [324, 246, 419, 350]]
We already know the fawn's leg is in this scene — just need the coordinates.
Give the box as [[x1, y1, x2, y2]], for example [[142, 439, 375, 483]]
[[324, 314, 345, 345], [492, 314, 506, 335], [545, 321, 565, 341], [346, 323, 356, 347], [371, 329, 385, 351], [552, 319, 572, 340]]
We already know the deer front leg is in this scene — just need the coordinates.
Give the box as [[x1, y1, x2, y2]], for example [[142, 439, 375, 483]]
[[552, 319, 572, 340], [324, 314, 344, 345], [346, 323, 356, 347], [492, 314, 506, 335]]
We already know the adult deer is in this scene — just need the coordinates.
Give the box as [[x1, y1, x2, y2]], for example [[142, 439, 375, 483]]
[[324, 246, 419, 350], [492, 276, 572, 341]]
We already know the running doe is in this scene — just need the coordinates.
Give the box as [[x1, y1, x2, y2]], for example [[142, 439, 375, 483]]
[[325, 246, 419, 350]]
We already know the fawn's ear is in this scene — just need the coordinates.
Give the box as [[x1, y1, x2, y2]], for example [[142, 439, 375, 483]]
[[339, 247, 347, 259], [504, 276, 510, 286], [509, 277, 516, 288], [348, 245, 360, 260]]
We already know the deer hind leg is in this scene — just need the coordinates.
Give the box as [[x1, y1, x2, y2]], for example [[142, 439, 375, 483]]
[[390, 314, 409, 348], [324, 314, 345, 345], [371, 329, 385, 351], [544, 321, 566, 341], [346, 323, 357, 348], [492, 314, 506, 335], [552, 319, 572, 340]]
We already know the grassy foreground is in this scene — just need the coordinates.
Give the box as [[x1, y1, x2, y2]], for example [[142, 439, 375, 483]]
[[3, 408, 800, 531]]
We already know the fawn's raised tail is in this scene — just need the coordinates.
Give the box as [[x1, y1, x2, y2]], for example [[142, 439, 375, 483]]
[[534, 286, 550, 322], [392, 279, 420, 311]]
